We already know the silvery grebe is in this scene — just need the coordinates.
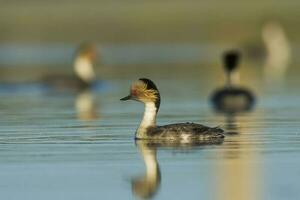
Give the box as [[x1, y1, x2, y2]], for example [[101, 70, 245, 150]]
[[210, 50, 255, 113], [43, 43, 97, 91], [121, 78, 224, 141]]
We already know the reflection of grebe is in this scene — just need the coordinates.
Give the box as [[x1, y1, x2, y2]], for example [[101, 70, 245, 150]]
[[75, 89, 98, 120], [224, 114, 239, 135], [43, 43, 98, 91], [121, 78, 224, 141], [132, 138, 224, 199], [211, 51, 255, 113], [132, 141, 161, 199]]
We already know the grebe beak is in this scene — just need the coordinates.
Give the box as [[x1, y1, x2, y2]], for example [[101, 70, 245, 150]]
[[120, 95, 132, 101]]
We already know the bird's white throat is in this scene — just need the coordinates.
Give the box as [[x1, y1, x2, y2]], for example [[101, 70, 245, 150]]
[[227, 71, 240, 87], [136, 102, 157, 138], [141, 102, 157, 127], [74, 57, 95, 83]]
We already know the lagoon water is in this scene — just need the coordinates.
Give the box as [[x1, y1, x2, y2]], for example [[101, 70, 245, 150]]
[[0, 48, 300, 200]]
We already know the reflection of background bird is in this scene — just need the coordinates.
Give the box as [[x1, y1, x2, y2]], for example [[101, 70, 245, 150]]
[[211, 50, 255, 113], [132, 141, 161, 200], [224, 114, 239, 135], [215, 112, 262, 200], [75, 89, 98, 121], [42, 42, 98, 91]]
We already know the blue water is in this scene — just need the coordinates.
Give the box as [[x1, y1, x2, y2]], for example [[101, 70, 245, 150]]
[[0, 72, 299, 200]]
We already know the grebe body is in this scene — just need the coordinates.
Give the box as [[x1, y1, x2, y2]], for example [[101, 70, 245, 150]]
[[121, 78, 224, 141], [211, 50, 255, 113], [42, 43, 97, 91], [211, 87, 255, 112]]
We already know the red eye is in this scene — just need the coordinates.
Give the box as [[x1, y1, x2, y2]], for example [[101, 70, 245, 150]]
[[131, 89, 137, 96]]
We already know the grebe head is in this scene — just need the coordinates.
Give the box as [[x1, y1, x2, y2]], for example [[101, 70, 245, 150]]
[[223, 50, 240, 73], [75, 43, 97, 62], [74, 42, 97, 84], [120, 78, 161, 110]]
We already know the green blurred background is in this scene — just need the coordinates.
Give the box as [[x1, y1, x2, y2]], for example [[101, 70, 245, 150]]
[[0, 0, 299, 83], [1, 0, 299, 43]]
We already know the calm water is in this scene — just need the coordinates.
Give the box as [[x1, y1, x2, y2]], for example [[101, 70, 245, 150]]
[[0, 58, 300, 200], [1, 0, 299, 198]]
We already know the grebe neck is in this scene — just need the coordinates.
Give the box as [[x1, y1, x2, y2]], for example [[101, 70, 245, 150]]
[[74, 56, 95, 84], [226, 71, 240, 88], [136, 102, 158, 139]]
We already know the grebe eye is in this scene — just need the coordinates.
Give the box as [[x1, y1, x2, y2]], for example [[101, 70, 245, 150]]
[[131, 89, 138, 96]]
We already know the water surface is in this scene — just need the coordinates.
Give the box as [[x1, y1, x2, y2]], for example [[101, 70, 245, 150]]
[[0, 67, 299, 200]]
